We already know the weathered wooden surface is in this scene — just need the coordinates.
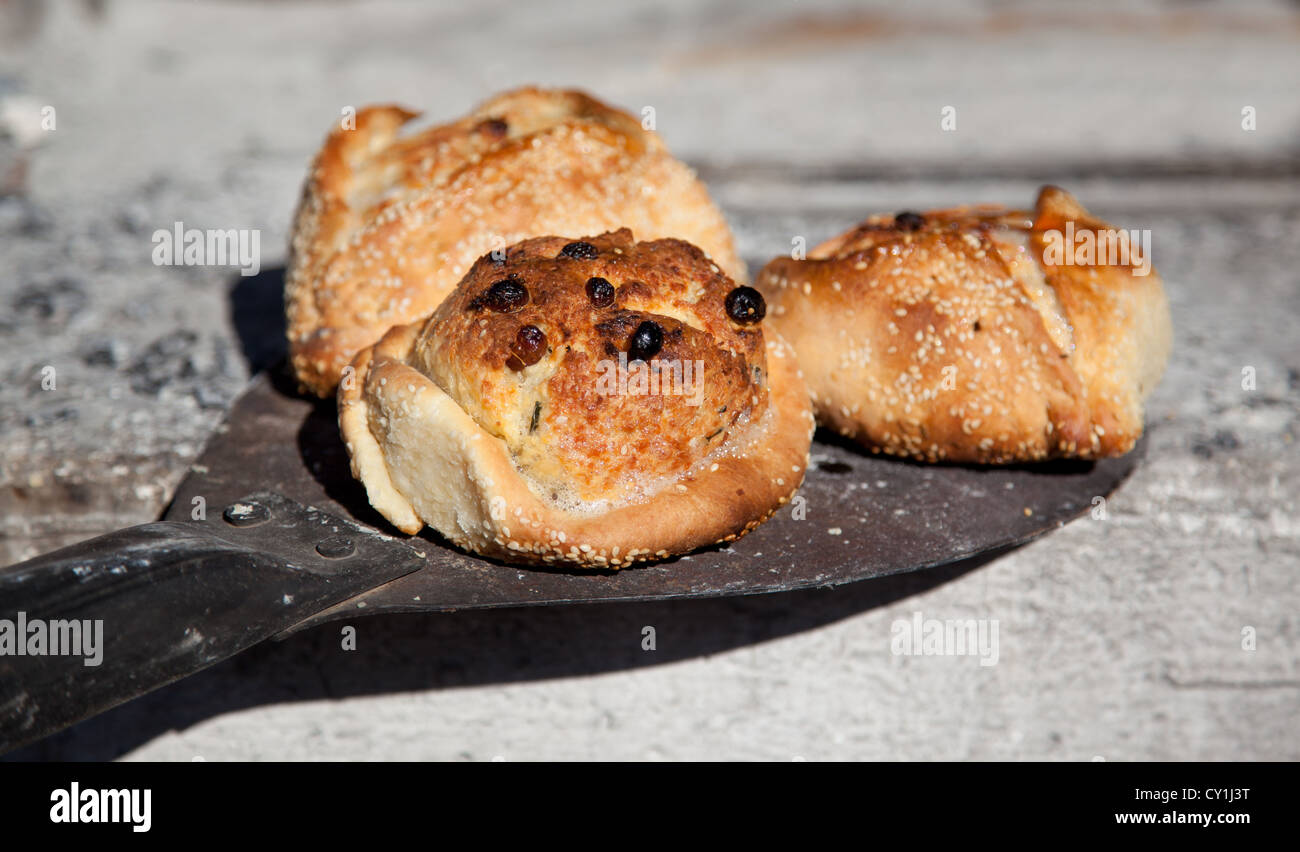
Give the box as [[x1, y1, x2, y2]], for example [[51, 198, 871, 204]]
[[1, 0, 1297, 760]]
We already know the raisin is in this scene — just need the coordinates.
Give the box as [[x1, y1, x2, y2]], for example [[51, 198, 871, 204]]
[[508, 324, 547, 369], [627, 321, 664, 363], [586, 276, 615, 307], [895, 211, 926, 231], [725, 286, 766, 324], [472, 278, 528, 312], [559, 241, 598, 259], [479, 118, 508, 138]]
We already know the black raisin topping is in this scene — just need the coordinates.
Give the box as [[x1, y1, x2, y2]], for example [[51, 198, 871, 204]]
[[479, 118, 508, 137], [473, 278, 528, 312], [725, 286, 766, 324], [586, 276, 615, 307], [627, 321, 663, 363], [894, 211, 926, 231], [559, 241, 598, 260], [507, 324, 548, 370]]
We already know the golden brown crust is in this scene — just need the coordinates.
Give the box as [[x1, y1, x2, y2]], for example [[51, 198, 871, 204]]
[[287, 87, 744, 397], [756, 186, 1171, 463], [338, 232, 815, 567], [417, 229, 766, 504]]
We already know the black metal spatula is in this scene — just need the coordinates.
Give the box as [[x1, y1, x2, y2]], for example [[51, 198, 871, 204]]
[[0, 365, 1141, 751]]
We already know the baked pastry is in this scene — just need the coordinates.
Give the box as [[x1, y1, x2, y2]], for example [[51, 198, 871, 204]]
[[339, 229, 814, 567], [756, 186, 1171, 463], [286, 86, 744, 397]]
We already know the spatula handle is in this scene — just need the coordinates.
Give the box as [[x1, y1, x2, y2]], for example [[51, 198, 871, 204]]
[[0, 493, 424, 753]]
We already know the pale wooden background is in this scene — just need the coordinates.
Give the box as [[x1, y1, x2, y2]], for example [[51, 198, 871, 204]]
[[1, 0, 1297, 760]]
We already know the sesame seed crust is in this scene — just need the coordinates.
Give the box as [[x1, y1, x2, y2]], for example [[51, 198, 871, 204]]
[[286, 87, 744, 398], [338, 234, 815, 568], [756, 186, 1172, 463]]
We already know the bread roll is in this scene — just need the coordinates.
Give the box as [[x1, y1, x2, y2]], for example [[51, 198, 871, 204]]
[[756, 186, 1171, 463], [339, 229, 814, 567], [287, 87, 744, 397]]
